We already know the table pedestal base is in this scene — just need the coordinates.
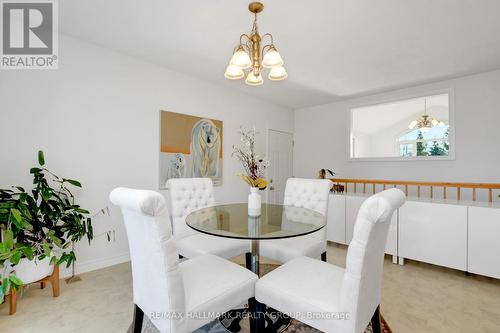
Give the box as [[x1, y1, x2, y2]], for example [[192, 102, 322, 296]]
[[219, 248, 291, 333], [219, 303, 292, 333]]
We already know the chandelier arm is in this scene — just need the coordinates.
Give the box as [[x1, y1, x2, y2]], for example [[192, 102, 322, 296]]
[[261, 44, 274, 58], [239, 43, 251, 55], [240, 34, 251, 45], [261, 33, 274, 45]]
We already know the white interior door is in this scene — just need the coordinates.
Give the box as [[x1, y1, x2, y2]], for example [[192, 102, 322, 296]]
[[267, 130, 293, 204]]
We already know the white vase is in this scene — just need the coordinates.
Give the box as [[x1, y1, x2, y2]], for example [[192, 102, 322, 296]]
[[13, 257, 53, 285], [248, 187, 262, 216]]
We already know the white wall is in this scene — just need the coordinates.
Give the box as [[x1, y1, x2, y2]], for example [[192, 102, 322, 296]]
[[294, 70, 500, 188], [0, 35, 293, 275]]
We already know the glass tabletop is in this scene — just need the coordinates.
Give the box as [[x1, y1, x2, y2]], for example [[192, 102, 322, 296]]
[[185, 203, 327, 240]]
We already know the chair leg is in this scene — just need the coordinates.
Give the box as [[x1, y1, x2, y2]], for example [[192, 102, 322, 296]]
[[50, 265, 60, 297], [9, 286, 20, 315], [132, 304, 144, 333], [371, 305, 381, 333], [245, 252, 252, 270], [321, 251, 327, 262]]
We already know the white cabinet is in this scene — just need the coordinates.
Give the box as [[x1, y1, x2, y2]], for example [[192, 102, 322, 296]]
[[326, 193, 500, 279], [327, 194, 346, 244], [468, 206, 500, 279], [344, 195, 397, 255], [399, 201, 467, 271]]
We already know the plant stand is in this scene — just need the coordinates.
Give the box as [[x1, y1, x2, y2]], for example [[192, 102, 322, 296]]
[[9, 264, 60, 315]]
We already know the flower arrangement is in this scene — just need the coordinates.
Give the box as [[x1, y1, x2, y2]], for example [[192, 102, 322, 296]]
[[232, 127, 269, 190]]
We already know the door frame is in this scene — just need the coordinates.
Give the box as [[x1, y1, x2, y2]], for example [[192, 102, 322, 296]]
[[266, 128, 294, 204]]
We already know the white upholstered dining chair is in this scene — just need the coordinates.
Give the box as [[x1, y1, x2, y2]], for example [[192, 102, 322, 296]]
[[255, 188, 406, 333], [110, 187, 258, 333], [166, 178, 249, 259], [260, 178, 331, 263]]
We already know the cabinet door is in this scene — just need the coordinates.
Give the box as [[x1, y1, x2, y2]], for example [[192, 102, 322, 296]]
[[468, 206, 500, 279], [346, 195, 397, 255], [327, 194, 346, 244], [399, 201, 467, 271]]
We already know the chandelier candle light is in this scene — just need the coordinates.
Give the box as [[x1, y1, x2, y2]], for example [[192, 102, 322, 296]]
[[224, 2, 287, 86]]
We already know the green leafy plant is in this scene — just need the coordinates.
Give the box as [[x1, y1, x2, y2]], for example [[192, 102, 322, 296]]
[[0, 151, 93, 301]]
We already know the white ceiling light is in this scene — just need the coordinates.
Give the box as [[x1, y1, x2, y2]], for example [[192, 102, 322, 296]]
[[268, 66, 288, 81], [225, 2, 287, 86], [224, 65, 245, 80], [245, 72, 264, 86]]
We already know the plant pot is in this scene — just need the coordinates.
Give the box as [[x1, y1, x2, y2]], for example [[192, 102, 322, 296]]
[[248, 187, 262, 216], [13, 257, 53, 285]]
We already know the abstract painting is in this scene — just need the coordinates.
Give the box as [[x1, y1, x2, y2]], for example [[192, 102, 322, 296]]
[[159, 111, 223, 188]]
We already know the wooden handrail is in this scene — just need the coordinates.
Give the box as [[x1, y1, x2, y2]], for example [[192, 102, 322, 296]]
[[330, 178, 500, 202]]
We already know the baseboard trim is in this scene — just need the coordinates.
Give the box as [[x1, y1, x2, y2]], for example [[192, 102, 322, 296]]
[[60, 252, 130, 278]]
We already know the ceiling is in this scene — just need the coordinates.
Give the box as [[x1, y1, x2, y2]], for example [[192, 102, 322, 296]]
[[60, 1, 500, 109], [353, 94, 449, 134]]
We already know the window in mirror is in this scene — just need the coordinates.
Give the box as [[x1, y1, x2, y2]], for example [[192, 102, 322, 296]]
[[350, 93, 452, 160]]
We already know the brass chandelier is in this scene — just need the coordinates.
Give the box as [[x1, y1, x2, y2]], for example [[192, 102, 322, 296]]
[[408, 97, 445, 132], [224, 2, 287, 86]]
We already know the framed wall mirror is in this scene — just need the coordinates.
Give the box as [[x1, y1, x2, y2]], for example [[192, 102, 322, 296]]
[[349, 91, 455, 161]]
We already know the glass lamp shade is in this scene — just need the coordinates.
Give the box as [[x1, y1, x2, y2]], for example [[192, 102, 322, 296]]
[[262, 47, 284, 68], [408, 120, 418, 129], [431, 119, 439, 126], [230, 48, 252, 69], [268, 66, 288, 81], [224, 65, 245, 80], [245, 72, 263, 86]]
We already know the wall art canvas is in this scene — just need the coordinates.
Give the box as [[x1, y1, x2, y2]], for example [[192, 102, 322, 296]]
[[159, 111, 223, 188]]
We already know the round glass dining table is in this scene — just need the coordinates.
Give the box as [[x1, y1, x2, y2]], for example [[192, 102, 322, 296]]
[[186, 203, 327, 332], [185, 203, 327, 275]]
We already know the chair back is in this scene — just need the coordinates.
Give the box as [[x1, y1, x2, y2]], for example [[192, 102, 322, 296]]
[[110, 187, 186, 333], [339, 188, 405, 333], [283, 178, 331, 240], [167, 178, 215, 240]]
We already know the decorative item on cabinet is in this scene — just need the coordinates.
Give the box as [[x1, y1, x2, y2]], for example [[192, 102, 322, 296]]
[[317, 168, 344, 193]]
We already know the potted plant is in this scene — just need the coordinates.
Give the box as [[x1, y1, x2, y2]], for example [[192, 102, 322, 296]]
[[232, 127, 269, 216], [317, 168, 335, 179], [0, 151, 93, 304]]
